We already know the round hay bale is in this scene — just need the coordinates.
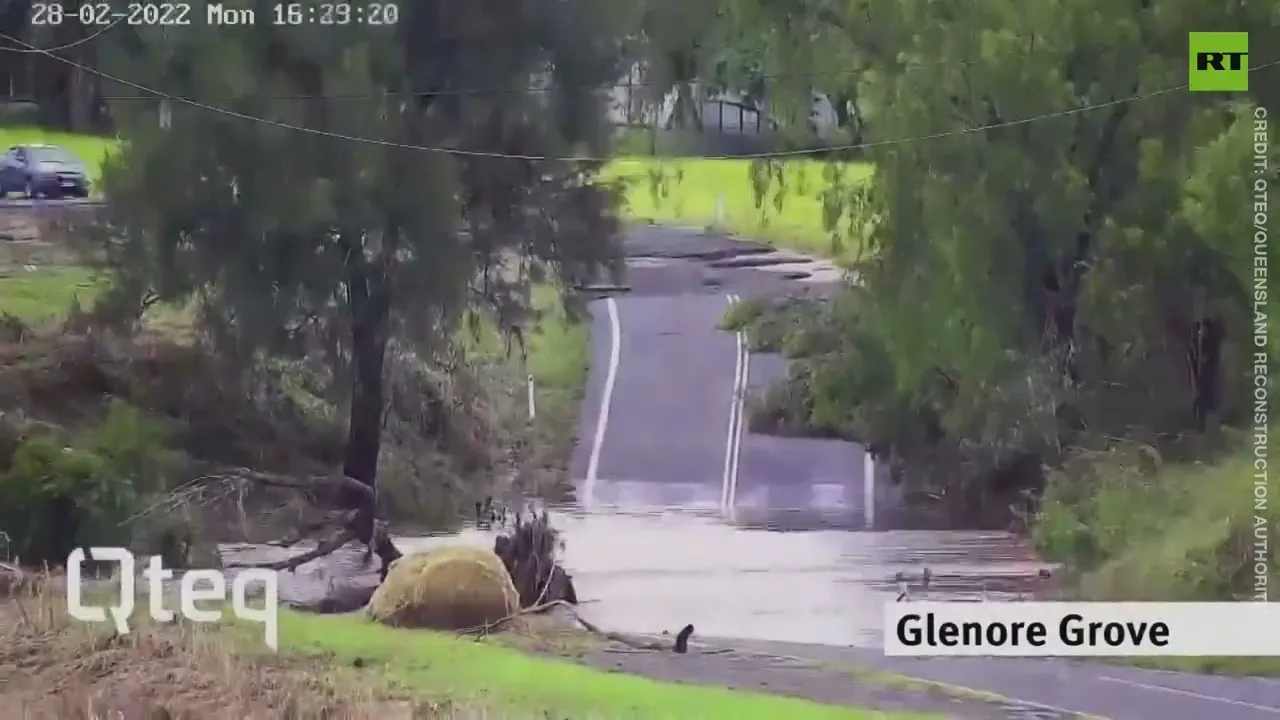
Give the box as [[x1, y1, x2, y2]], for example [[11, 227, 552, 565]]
[[365, 545, 520, 631]]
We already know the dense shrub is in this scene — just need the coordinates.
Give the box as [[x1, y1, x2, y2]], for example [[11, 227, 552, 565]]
[[1034, 437, 1275, 601], [0, 400, 167, 566]]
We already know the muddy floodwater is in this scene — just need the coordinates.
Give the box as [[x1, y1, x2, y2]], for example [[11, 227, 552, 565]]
[[221, 504, 1053, 647]]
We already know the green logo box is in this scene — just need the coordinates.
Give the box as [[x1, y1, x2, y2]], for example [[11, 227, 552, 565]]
[[1189, 32, 1249, 92]]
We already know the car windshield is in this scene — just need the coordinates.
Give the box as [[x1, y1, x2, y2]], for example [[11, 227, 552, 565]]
[[28, 146, 78, 165]]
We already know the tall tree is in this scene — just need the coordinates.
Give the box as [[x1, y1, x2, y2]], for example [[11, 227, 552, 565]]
[[90, 0, 628, 571]]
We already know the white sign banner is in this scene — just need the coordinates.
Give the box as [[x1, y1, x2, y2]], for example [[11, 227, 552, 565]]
[[885, 602, 1280, 657]]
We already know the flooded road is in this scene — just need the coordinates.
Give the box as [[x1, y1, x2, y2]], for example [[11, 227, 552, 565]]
[[225, 225, 1054, 646], [223, 509, 1049, 648], [557, 225, 1053, 646], [506, 509, 1046, 647]]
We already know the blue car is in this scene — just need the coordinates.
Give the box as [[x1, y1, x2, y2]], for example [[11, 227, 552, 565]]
[[0, 144, 92, 199]]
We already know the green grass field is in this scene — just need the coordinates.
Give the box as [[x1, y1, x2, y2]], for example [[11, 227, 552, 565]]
[[0, 265, 585, 407], [269, 610, 930, 718], [0, 266, 102, 321], [606, 156, 873, 265], [0, 127, 116, 184], [460, 284, 586, 406], [0, 127, 872, 264], [526, 285, 589, 421]]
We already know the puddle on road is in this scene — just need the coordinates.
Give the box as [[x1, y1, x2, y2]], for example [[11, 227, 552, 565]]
[[221, 499, 1054, 649]]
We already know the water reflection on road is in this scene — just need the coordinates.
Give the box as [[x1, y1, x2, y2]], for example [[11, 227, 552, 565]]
[[222, 502, 1053, 649], [221, 484, 1053, 648], [390, 498, 1054, 648]]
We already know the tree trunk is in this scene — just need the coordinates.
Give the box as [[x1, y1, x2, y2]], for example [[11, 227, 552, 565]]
[[67, 66, 92, 132], [341, 263, 402, 575], [1046, 101, 1134, 383], [1189, 315, 1224, 431], [666, 82, 702, 131]]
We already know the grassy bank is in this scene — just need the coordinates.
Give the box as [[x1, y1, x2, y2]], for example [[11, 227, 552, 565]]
[[0, 127, 115, 184], [0, 266, 101, 321], [1034, 439, 1279, 676], [1035, 441, 1275, 601], [276, 611, 904, 717], [606, 156, 872, 265], [525, 286, 591, 471], [0, 580, 928, 718], [444, 283, 590, 498]]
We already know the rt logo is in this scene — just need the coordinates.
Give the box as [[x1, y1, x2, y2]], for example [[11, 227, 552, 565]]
[[1189, 32, 1248, 92]]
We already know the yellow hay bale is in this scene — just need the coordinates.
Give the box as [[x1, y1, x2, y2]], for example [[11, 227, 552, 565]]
[[366, 545, 520, 631]]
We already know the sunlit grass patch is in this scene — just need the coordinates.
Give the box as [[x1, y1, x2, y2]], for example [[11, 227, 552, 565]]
[[604, 156, 874, 265], [0, 266, 103, 322], [2, 572, 934, 718], [0, 127, 117, 183]]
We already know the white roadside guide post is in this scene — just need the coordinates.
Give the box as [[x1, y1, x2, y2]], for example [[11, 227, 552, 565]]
[[527, 373, 536, 420], [863, 451, 876, 527]]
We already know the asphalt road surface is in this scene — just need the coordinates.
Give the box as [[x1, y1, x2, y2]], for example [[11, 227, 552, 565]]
[[574, 224, 866, 519]]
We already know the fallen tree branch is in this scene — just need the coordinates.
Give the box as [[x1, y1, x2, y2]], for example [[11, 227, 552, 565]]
[[224, 529, 357, 571], [222, 468, 376, 502], [456, 599, 688, 652], [123, 464, 393, 574], [268, 510, 359, 547]]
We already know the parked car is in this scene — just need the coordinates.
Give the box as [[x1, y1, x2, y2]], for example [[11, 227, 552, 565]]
[[0, 144, 92, 199]]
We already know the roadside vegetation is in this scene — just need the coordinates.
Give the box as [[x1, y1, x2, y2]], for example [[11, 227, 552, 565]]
[[0, 0, 628, 655]]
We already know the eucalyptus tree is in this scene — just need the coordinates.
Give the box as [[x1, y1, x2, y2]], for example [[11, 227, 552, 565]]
[[90, 0, 628, 570]]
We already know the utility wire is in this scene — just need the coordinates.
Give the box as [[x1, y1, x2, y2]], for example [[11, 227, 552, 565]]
[[0, 26, 1127, 101], [2, 30, 1274, 162], [0, 18, 122, 52], [91, 45, 1068, 101]]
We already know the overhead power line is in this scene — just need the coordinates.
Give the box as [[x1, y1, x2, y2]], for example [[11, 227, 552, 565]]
[[1, 30, 1274, 162]]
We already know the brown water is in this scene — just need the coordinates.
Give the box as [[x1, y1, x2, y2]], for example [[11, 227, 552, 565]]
[[220, 503, 1053, 648]]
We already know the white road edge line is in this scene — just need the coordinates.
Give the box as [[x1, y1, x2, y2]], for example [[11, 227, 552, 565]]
[[1099, 675, 1280, 713], [583, 297, 621, 509], [863, 449, 875, 527], [728, 325, 748, 509], [721, 294, 745, 512]]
